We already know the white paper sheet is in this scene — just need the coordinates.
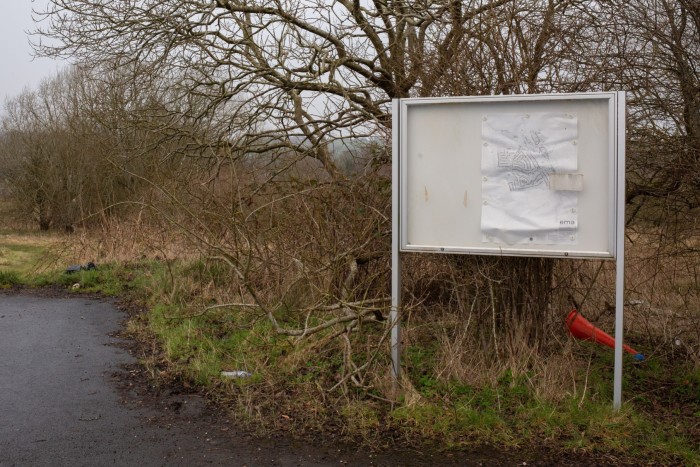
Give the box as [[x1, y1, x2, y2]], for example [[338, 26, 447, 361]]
[[481, 112, 579, 245]]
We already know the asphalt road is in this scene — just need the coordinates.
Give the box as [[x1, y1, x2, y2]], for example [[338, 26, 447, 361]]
[[1, 293, 447, 467]]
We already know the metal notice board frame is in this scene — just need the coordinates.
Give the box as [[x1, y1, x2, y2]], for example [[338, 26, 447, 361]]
[[391, 92, 627, 409]]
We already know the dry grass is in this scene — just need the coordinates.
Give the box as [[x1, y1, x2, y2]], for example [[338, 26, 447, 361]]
[[0, 232, 67, 275], [0, 200, 68, 274], [61, 216, 201, 266], [623, 231, 700, 365]]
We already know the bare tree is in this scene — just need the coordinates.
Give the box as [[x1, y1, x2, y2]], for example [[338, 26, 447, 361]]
[[0, 64, 218, 230], [419, 0, 598, 96], [35, 0, 520, 180], [586, 0, 700, 213]]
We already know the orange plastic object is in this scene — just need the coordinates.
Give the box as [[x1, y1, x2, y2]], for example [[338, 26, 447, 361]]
[[566, 310, 641, 358]]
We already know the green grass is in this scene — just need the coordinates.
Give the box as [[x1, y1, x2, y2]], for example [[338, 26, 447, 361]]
[[388, 375, 698, 463], [146, 300, 276, 387], [0, 242, 53, 278], [150, 304, 224, 385], [28, 260, 159, 297], [0, 270, 21, 288], [389, 343, 700, 463], [0, 228, 68, 283]]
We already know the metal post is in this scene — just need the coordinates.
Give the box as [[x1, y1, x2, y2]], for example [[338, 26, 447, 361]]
[[391, 99, 401, 381], [391, 225, 401, 381], [613, 236, 625, 410], [613, 91, 626, 411]]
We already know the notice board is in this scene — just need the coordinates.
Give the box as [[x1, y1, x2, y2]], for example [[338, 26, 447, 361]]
[[395, 92, 625, 258]]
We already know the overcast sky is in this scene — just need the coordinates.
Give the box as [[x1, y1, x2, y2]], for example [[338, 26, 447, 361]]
[[1, 1, 65, 108]]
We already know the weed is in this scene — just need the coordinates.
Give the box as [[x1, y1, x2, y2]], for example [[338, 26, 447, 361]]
[[341, 401, 381, 438], [0, 270, 21, 288]]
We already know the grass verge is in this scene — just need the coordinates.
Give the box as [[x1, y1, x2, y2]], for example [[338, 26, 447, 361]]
[[1, 236, 698, 464], [0, 233, 62, 281]]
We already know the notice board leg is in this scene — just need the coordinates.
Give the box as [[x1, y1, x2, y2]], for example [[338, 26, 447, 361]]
[[391, 253, 401, 380], [613, 252, 624, 410], [613, 91, 626, 411], [391, 98, 401, 382]]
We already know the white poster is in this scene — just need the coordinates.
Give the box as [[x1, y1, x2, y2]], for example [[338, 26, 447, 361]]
[[481, 112, 579, 245]]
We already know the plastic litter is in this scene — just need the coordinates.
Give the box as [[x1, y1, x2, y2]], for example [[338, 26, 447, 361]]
[[65, 262, 97, 274], [566, 309, 645, 361], [221, 370, 253, 378]]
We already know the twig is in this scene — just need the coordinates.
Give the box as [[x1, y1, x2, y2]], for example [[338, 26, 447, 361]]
[[163, 302, 262, 319]]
